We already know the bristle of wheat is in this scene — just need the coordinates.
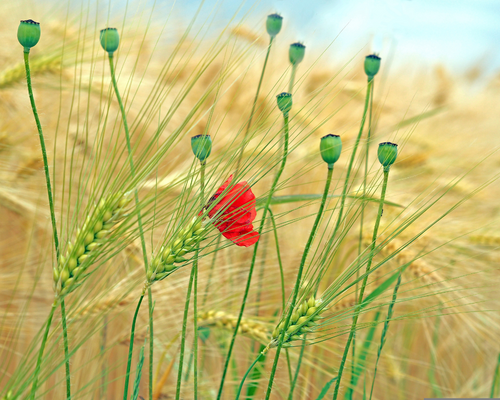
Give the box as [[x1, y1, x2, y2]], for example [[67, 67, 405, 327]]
[[54, 193, 132, 296], [198, 310, 271, 344]]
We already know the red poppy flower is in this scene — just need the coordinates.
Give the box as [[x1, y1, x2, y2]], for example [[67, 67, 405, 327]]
[[206, 175, 259, 247]]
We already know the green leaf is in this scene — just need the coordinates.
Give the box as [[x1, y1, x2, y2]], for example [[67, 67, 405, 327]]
[[256, 194, 403, 209], [131, 337, 146, 400], [315, 376, 338, 400]]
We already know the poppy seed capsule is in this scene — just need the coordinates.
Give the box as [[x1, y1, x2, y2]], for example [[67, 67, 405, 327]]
[[100, 27, 120, 55], [364, 54, 381, 81], [276, 92, 292, 116], [289, 42, 305, 65], [377, 142, 398, 170], [191, 134, 212, 162], [18, 20, 41, 52], [320, 134, 342, 168], [266, 13, 283, 37]]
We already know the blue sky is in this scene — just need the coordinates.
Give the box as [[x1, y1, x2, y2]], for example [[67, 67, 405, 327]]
[[174, 0, 500, 76]]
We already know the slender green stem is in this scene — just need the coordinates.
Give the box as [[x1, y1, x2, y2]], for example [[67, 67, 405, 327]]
[[216, 114, 290, 400], [23, 51, 60, 257], [60, 301, 71, 399], [332, 168, 390, 400], [108, 54, 153, 399], [369, 270, 402, 400], [193, 162, 205, 399], [147, 289, 153, 400], [30, 301, 57, 400], [236, 37, 274, 173], [123, 292, 145, 400], [265, 166, 334, 400], [350, 80, 375, 400], [288, 337, 306, 399], [176, 267, 195, 400], [24, 50, 71, 400], [268, 209, 285, 311], [288, 64, 297, 94], [331, 81, 372, 242], [236, 351, 266, 400]]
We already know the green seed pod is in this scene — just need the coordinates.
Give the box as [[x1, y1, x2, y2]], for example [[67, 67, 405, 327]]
[[276, 92, 292, 116], [266, 13, 283, 37], [102, 222, 114, 230], [175, 256, 187, 263], [194, 228, 205, 237], [164, 264, 176, 272], [286, 325, 299, 335], [95, 230, 110, 239], [184, 238, 195, 247], [100, 27, 120, 55], [60, 268, 70, 283], [147, 270, 155, 281], [84, 232, 94, 245], [93, 221, 103, 233], [289, 42, 305, 65], [377, 142, 398, 170], [53, 268, 60, 282], [191, 135, 212, 163], [67, 257, 77, 272], [364, 54, 381, 81], [172, 239, 183, 251], [87, 242, 100, 252], [306, 321, 316, 327], [272, 328, 279, 339], [64, 277, 75, 289], [297, 316, 309, 326], [291, 311, 300, 323], [176, 249, 188, 257], [165, 254, 176, 264], [192, 219, 203, 232], [18, 20, 41, 52], [75, 245, 85, 257], [307, 296, 315, 307], [320, 134, 342, 167], [306, 306, 317, 316], [102, 210, 113, 222], [77, 254, 88, 264], [72, 267, 83, 278], [291, 335, 301, 341]]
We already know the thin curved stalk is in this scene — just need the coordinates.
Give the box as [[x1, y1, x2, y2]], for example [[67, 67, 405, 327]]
[[369, 270, 402, 400], [60, 301, 71, 399], [193, 162, 205, 399], [332, 168, 391, 400], [108, 55, 153, 399], [349, 80, 375, 400], [24, 50, 71, 400], [268, 209, 285, 311], [235, 351, 266, 400], [29, 302, 57, 400], [175, 267, 195, 400], [265, 166, 334, 399], [330, 81, 372, 242], [288, 64, 297, 94], [236, 36, 274, 172], [123, 293, 145, 400], [216, 114, 290, 400]]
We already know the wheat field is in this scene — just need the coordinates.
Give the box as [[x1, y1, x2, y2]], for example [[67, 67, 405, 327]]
[[1, 1, 500, 399]]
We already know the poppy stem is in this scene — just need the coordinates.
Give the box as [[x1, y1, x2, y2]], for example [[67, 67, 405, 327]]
[[235, 36, 274, 173], [216, 114, 290, 400], [332, 168, 391, 400], [264, 165, 334, 400], [23, 49, 70, 400], [108, 54, 152, 400]]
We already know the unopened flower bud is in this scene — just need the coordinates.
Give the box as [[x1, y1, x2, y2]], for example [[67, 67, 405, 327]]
[[364, 54, 381, 81], [100, 27, 120, 55], [377, 142, 398, 170], [191, 135, 212, 163], [320, 134, 342, 168], [289, 42, 305, 65], [266, 13, 283, 37], [18, 20, 41, 52], [276, 92, 292, 116]]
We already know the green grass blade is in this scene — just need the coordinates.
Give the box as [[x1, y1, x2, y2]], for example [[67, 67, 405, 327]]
[[132, 337, 147, 400], [315, 376, 337, 400], [256, 194, 404, 209]]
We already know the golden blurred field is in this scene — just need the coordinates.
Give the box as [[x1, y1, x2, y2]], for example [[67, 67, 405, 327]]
[[1, 1, 500, 399]]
